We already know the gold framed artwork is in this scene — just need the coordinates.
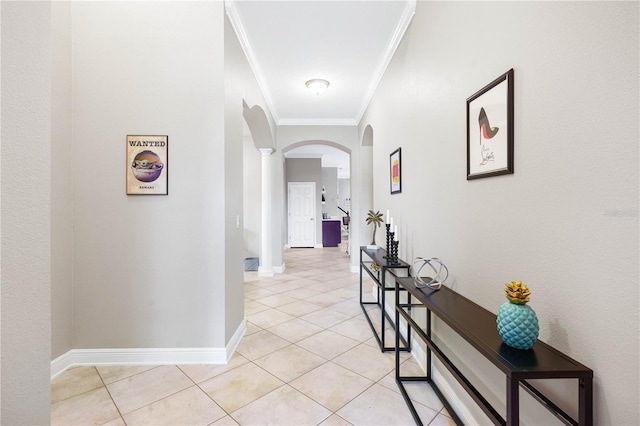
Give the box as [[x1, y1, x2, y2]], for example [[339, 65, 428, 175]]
[[126, 135, 168, 195]]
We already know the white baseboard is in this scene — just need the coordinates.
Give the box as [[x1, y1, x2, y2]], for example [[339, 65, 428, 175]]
[[431, 364, 479, 425], [52, 318, 248, 380], [51, 351, 76, 379], [273, 263, 285, 274], [350, 263, 359, 273], [314, 244, 323, 248], [407, 338, 479, 425], [410, 337, 428, 372], [258, 266, 274, 277], [226, 317, 246, 362]]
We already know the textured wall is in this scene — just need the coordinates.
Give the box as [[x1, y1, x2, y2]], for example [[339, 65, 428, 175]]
[[51, 0, 74, 361], [71, 2, 227, 349], [224, 14, 250, 343], [361, 1, 639, 424], [1, 2, 52, 423]]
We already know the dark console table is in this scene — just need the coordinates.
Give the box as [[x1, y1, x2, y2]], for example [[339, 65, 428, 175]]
[[394, 276, 593, 426], [359, 246, 411, 352]]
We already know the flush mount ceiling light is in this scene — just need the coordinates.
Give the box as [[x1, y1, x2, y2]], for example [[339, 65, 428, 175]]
[[305, 79, 330, 95]]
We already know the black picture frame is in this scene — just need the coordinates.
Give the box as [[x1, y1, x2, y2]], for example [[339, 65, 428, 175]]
[[466, 69, 514, 180], [390, 147, 402, 194]]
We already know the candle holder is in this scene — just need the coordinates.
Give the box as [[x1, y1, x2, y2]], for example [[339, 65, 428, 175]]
[[383, 224, 391, 258], [387, 235, 400, 266]]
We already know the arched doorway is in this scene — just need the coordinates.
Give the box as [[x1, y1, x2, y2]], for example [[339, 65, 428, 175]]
[[282, 141, 352, 254], [242, 101, 276, 276]]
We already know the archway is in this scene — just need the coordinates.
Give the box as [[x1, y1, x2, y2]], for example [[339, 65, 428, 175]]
[[362, 124, 373, 147], [242, 101, 275, 150], [282, 140, 352, 254], [242, 101, 276, 276]]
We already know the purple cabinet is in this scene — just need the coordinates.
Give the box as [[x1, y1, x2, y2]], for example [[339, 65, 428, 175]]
[[322, 220, 341, 247]]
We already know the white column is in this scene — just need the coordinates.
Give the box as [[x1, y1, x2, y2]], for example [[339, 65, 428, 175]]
[[258, 148, 275, 277]]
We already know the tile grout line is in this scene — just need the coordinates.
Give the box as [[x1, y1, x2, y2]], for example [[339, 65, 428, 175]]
[[95, 366, 128, 426], [177, 365, 235, 425], [51, 372, 103, 406], [54, 246, 443, 425], [102, 365, 217, 424]]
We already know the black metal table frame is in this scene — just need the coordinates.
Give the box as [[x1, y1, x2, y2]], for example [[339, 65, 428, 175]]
[[394, 277, 593, 426], [394, 296, 465, 426], [359, 246, 411, 352]]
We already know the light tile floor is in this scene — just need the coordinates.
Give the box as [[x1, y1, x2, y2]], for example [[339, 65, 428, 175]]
[[51, 245, 455, 425]]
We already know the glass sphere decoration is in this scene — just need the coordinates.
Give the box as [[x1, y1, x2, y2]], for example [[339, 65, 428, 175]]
[[496, 281, 539, 350]]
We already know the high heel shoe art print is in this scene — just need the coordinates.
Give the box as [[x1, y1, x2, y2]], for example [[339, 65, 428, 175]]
[[478, 107, 499, 142], [478, 107, 499, 166]]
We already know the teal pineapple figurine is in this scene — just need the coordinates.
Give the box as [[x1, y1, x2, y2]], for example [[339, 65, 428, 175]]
[[497, 281, 539, 350]]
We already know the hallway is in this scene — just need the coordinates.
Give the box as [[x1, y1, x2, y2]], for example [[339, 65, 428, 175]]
[[51, 246, 454, 425]]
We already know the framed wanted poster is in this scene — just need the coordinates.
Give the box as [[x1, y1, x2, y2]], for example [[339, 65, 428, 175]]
[[126, 135, 168, 195]]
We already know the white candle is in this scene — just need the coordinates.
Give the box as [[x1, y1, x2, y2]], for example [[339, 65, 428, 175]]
[[386, 210, 389, 224], [390, 217, 393, 229], [394, 225, 398, 241]]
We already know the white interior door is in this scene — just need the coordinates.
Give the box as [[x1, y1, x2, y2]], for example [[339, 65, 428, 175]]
[[288, 182, 316, 247]]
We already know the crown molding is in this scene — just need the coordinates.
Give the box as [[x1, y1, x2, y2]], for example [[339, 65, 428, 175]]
[[355, 0, 416, 124], [277, 117, 358, 126], [225, 0, 280, 123]]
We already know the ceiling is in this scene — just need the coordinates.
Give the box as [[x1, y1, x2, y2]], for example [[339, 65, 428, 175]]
[[227, 0, 416, 178]]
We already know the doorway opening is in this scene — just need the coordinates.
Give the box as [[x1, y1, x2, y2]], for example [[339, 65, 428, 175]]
[[283, 141, 351, 253]]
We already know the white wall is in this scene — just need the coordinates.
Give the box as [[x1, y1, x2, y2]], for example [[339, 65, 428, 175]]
[[71, 2, 228, 349], [225, 9, 277, 272], [322, 167, 338, 218], [337, 178, 351, 217], [51, 0, 74, 360], [243, 124, 261, 259], [225, 12, 277, 267], [224, 14, 262, 340], [1, 2, 52, 423], [360, 2, 639, 424]]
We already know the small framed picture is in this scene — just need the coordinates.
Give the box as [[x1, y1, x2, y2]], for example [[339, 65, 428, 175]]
[[126, 135, 168, 195], [466, 69, 514, 180], [390, 147, 402, 194]]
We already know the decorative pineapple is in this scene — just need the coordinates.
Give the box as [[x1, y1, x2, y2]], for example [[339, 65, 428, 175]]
[[496, 281, 539, 350]]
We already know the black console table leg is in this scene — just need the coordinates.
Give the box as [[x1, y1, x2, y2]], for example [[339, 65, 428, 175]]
[[359, 250, 363, 304], [380, 272, 386, 350], [507, 377, 520, 426], [579, 378, 593, 426], [426, 309, 432, 381]]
